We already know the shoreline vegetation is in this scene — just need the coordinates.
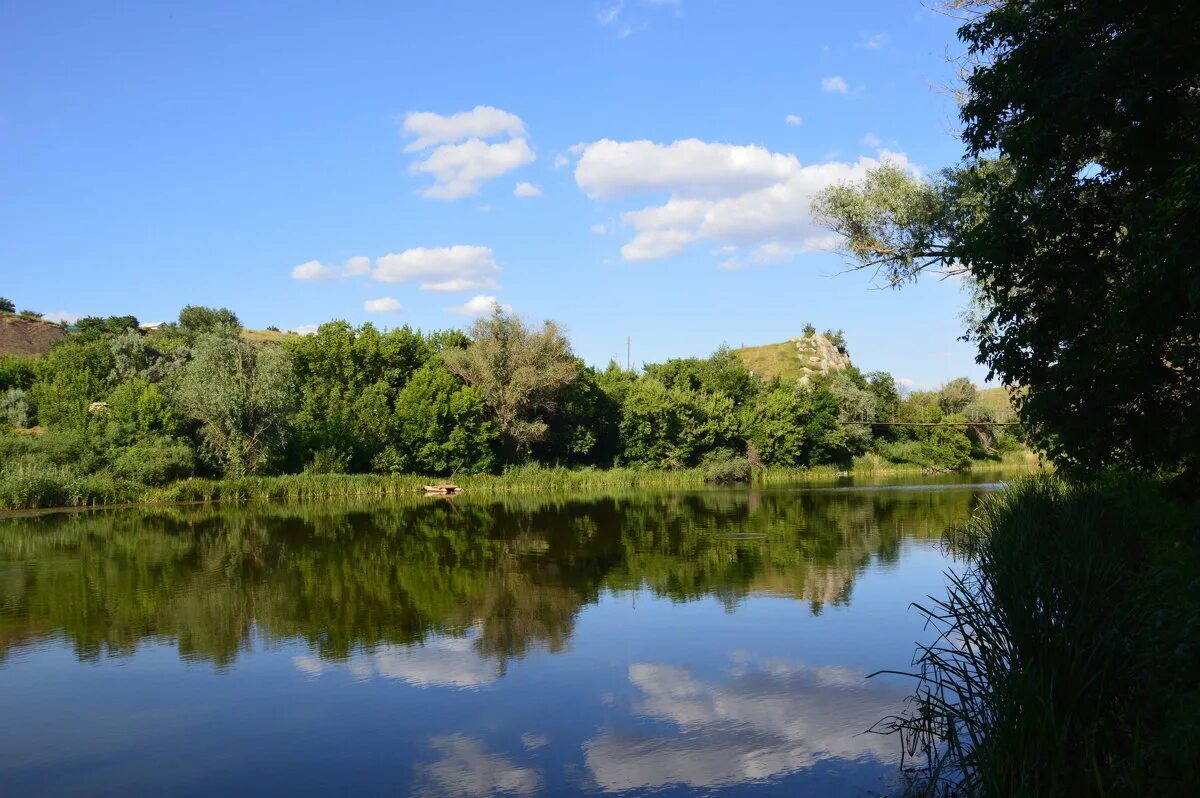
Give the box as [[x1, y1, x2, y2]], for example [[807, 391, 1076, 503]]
[[0, 451, 1039, 513]]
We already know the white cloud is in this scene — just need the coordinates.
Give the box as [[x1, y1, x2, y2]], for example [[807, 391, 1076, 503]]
[[291, 259, 336, 281], [363, 297, 404, 313], [373, 245, 501, 292], [291, 256, 371, 280], [553, 153, 570, 169], [573, 137, 916, 264], [290, 324, 319, 336], [513, 181, 542, 198], [575, 138, 797, 200], [402, 105, 526, 152], [857, 32, 887, 50], [402, 106, 534, 199], [862, 132, 883, 148], [591, 223, 608, 234], [447, 294, 512, 316], [597, 3, 623, 25], [821, 76, 849, 93], [785, 114, 804, 126], [411, 137, 535, 199], [41, 311, 80, 324]]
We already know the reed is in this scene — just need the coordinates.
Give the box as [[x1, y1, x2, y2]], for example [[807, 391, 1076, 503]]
[[881, 475, 1199, 796]]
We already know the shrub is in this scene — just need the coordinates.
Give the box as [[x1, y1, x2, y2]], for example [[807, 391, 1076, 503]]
[[700, 449, 750, 484], [109, 437, 195, 486]]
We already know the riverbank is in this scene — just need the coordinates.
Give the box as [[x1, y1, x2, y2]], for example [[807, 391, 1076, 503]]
[[0, 451, 1039, 512], [891, 475, 1199, 796]]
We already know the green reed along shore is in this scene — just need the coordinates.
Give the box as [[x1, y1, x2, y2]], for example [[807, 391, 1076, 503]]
[[0, 452, 1038, 512], [888, 475, 1200, 797]]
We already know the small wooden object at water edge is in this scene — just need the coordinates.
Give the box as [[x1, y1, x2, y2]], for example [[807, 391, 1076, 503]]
[[422, 483, 463, 495]]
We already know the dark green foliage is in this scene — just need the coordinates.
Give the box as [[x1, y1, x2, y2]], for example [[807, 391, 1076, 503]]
[[815, 2, 1200, 488], [536, 363, 621, 467], [746, 381, 844, 468], [618, 377, 742, 468], [0, 355, 36, 392], [0, 302, 1015, 505], [644, 345, 759, 407], [177, 305, 240, 338], [75, 315, 139, 341], [0, 297, 14, 313], [380, 358, 498, 476], [18, 309, 42, 319], [109, 436, 195, 486]]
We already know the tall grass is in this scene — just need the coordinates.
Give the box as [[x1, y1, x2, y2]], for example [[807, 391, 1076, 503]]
[[0, 456, 1041, 512], [881, 475, 1199, 796]]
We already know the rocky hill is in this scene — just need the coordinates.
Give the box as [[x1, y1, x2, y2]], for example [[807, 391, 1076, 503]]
[[733, 335, 852, 382], [0, 315, 68, 356]]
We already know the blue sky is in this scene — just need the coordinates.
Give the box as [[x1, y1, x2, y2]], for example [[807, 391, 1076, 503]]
[[1, 1, 984, 388]]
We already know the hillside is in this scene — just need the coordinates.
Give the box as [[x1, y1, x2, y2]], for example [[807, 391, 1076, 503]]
[[0, 315, 68, 356], [733, 335, 851, 382]]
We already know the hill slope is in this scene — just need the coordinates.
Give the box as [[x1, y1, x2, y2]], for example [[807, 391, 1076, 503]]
[[733, 335, 851, 382], [0, 316, 68, 356]]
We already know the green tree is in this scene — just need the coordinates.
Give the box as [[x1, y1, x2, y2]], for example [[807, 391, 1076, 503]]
[[172, 334, 296, 476], [746, 382, 844, 467], [938, 377, 977, 415], [0, 297, 14, 314], [443, 307, 578, 459], [380, 358, 498, 475], [536, 362, 622, 467], [75, 315, 139, 342], [177, 306, 240, 342], [285, 321, 437, 471], [814, 2, 1200, 486], [644, 346, 760, 407], [618, 378, 742, 468]]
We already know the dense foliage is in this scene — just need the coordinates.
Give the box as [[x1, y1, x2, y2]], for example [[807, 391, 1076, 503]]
[[0, 304, 1018, 506], [814, 0, 1200, 489]]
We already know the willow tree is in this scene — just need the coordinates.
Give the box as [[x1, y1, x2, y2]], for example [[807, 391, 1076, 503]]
[[173, 333, 296, 477], [443, 306, 577, 460], [812, 1, 1200, 487]]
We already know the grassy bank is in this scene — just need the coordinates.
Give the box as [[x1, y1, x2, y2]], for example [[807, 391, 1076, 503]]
[[888, 475, 1199, 796], [0, 452, 1040, 512]]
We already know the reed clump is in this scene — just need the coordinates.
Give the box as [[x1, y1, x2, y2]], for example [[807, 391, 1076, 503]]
[[882, 475, 1200, 796]]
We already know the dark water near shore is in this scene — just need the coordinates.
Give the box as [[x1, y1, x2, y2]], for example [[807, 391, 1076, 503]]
[[0, 476, 1003, 796]]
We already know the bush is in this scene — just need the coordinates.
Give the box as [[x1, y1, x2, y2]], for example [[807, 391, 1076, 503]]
[[109, 437, 195, 486], [1, 388, 30, 428], [700, 449, 750, 484]]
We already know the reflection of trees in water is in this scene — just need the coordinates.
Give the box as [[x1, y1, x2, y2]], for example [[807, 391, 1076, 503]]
[[0, 486, 984, 669]]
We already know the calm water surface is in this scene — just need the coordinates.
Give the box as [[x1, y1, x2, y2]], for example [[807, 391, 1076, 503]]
[[0, 475, 1001, 796]]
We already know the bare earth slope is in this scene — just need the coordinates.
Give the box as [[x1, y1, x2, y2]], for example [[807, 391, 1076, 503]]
[[0, 316, 68, 356]]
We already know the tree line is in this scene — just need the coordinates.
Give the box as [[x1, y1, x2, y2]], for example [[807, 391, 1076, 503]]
[[0, 303, 1019, 494]]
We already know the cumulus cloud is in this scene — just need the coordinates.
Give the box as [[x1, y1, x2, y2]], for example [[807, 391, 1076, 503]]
[[584, 657, 904, 791], [402, 105, 526, 152], [290, 324, 319, 336], [363, 297, 404, 313], [785, 114, 804, 126], [373, 245, 501, 292], [572, 137, 915, 264], [291, 256, 371, 281], [821, 76, 849, 93], [402, 106, 534, 199], [291, 260, 336, 281], [513, 181, 542, 198], [862, 132, 883, 148], [447, 295, 512, 316]]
